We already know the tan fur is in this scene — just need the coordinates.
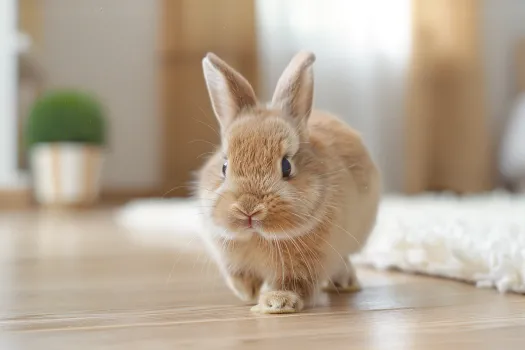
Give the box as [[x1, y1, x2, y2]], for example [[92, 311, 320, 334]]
[[196, 52, 381, 314]]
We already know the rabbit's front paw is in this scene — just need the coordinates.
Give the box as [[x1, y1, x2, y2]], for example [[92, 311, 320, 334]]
[[226, 272, 263, 303], [322, 261, 361, 293], [251, 291, 304, 314], [322, 278, 361, 293]]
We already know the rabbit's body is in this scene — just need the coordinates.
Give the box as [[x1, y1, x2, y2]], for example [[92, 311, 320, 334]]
[[196, 52, 380, 313]]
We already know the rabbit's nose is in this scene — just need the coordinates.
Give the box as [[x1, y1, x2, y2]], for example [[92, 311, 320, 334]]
[[236, 206, 262, 218], [231, 194, 267, 224], [231, 203, 266, 220], [233, 205, 264, 228]]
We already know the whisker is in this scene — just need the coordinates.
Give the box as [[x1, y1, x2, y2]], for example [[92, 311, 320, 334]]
[[284, 227, 316, 286], [188, 139, 217, 148], [163, 184, 227, 202], [296, 235, 338, 294], [275, 239, 286, 290], [278, 208, 357, 272], [165, 235, 199, 283], [316, 163, 360, 178], [284, 206, 361, 247], [191, 108, 220, 138], [196, 151, 216, 160], [283, 232, 297, 292]]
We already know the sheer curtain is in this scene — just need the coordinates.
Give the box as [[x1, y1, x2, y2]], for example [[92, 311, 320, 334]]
[[255, 0, 411, 192]]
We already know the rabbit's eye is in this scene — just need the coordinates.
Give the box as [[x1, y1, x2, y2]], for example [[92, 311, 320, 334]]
[[282, 157, 292, 178], [222, 161, 228, 176]]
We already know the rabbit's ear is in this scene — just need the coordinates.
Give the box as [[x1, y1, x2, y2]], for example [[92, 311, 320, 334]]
[[271, 51, 316, 126], [202, 53, 257, 131]]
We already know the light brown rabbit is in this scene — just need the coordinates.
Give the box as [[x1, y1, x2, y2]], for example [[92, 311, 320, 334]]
[[195, 51, 381, 314]]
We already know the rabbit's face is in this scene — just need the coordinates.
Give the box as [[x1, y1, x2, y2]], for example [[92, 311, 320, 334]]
[[205, 111, 325, 241], [198, 51, 319, 241]]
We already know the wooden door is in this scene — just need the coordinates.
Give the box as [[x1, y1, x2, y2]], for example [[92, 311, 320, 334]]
[[160, 0, 258, 197]]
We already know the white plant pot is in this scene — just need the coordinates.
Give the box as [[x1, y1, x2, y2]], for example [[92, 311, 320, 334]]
[[30, 143, 104, 206]]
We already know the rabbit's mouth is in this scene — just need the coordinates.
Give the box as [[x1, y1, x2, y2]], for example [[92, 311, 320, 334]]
[[222, 218, 311, 242], [240, 222, 263, 236]]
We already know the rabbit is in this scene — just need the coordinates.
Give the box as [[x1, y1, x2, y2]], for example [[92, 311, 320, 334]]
[[194, 51, 381, 314]]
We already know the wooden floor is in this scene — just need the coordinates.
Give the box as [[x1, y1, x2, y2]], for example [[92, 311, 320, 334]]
[[1, 209, 525, 349]]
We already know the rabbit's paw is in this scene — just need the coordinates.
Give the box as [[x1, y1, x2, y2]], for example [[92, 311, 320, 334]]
[[322, 278, 361, 293], [251, 291, 304, 314], [322, 263, 361, 293], [226, 272, 262, 303]]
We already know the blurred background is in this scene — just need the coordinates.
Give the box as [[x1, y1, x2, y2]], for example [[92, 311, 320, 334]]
[[2, 0, 525, 209]]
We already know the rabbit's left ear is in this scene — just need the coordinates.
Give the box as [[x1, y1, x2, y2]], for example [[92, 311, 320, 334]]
[[271, 51, 316, 126]]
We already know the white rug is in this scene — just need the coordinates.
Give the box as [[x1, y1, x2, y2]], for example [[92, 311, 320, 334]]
[[354, 191, 525, 294], [114, 198, 202, 251], [115, 192, 525, 294]]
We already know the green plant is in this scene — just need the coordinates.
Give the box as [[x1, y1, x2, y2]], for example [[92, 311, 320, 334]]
[[25, 90, 107, 148]]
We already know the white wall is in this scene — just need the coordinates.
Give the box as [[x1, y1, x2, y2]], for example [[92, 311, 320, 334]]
[[481, 0, 525, 185], [0, 0, 22, 189], [42, 0, 161, 190], [482, 0, 525, 136]]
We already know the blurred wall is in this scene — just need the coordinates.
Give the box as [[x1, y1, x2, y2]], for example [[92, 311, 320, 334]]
[[41, 0, 161, 191], [483, 0, 525, 137], [0, 0, 20, 189]]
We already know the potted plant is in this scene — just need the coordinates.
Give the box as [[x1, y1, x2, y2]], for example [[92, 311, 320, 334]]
[[25, 90, 107, 207]]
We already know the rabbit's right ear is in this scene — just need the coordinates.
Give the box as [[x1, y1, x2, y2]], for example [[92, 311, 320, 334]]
[[202, 53, 257, 131]]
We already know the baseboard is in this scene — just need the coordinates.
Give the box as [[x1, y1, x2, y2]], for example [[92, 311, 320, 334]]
[[0, 188, 163, 210], [0, 188, 32, 210]]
